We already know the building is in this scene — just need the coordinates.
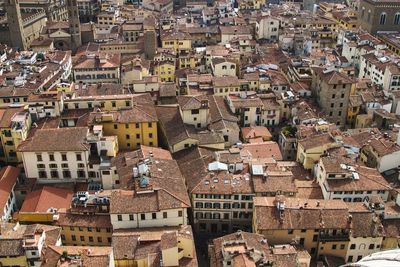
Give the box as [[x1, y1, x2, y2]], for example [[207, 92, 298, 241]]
[[241, 126, 272, 143], [56, 191, 112, 246], [209, 231, 311, 267], [211, 58, 237, 77], [253, 196, 352, 259], [357, 0, 400, 34], [87, 94, 158, 151], [315, 154, 391, 202], [18, 127, 92, 181], [296, 132, 339, 170], [73, 53, 121, 84], [109, 147, 190, 230], [17, 186, 73, 223], [152, 60, 176, 83], [0, 166, 20, 221], [177, 95, 210, 129], [360, 134, 400, 173], [345, 202, 384, 263], [155, 106, 199, 153], [0, 107, 31, 164], [112, 225, 197, 267], [0, 223, 61, 267], [161, 31, 192, 53], [67, 0, 82, 52], [42, 245, 115, 266], [314, 69, 355, 126]]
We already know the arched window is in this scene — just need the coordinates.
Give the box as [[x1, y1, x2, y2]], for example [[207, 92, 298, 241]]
[[394, 13, 400, 25], [379, 12, 386, 25]]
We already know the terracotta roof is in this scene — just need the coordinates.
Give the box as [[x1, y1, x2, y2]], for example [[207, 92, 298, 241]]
[[241, 142, 283, 161], [0, 106, 25, 128], [252, 175, 297, 194], [20, 186, 73, 213], [110, 147, 190, 213], [213, 76, 240, 87], [318, 70, 354, 85], [56, 212, 112, 228], [155, 106, 192, 146], [160, 232, 177, 250], [0, 166, 19, 217], [43, 245, 113, 267], [177, 95, 209, 110], [298, 133, 336, 150], [254, 197, 350, 230], [18, 127, 89, 152], [349, 211, 384, 238], [241, 126, 272, 140]]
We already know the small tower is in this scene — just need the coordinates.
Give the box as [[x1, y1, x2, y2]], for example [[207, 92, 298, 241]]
[[5, 0, 27, 50], [67, 0, 82, 53]]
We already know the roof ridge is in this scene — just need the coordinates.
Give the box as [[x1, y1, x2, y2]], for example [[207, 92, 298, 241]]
[[159, 188, 190, 208], [0, 166, 10, 181]]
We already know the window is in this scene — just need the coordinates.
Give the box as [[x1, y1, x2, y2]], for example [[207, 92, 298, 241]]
[[76, 153, 82, 161], [163, 212, 167, 218], [97, 237, 102, 243], [332, 94, 335, 99], [117, 215, 122, 221], [230, 65, 235, 69], [49, 154, 55, 161], [141, 214, 145, 220], [136, 134, 140, 139], [96, 228, 101, 232], [332, 244, 337, 250], [191, 109, 199, 114], [88, 227, 92, 232], [288, 229, 294, 234], [313, 235, 318, 242], [348, 256, 353, 262], [61, 154, 67, 161], [71, 235, 76, 241], [89, 236, 94, 242], [149, 133, 153, 138], [380, 12, 386, 25], [80, 236, 85, 241], [135, 123, 140, 128], [129, 214, 134, 221], [126, 134, 130, 139], [395, 13, 400, 25], [37, 164, 45, 169], [63, 170, 71, 178], [50, 170, 58, 178], [78, 227, 83, 231], [49, 164, 57, 169], [350, 244, 356, 249], [36, 154, 43, 161], [148, 122, 152, 128], [341, 93, 345, 98], [152, 213, 157, 219], [369, 244, 374, 250], [39, 171, 47, 178], [178, 210, 183, 217], [113, 124, 118, 129]]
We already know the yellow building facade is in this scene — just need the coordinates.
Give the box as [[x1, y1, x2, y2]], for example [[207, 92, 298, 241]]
[[153, 61, 176, 82], [0, 108, 31, 164]]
